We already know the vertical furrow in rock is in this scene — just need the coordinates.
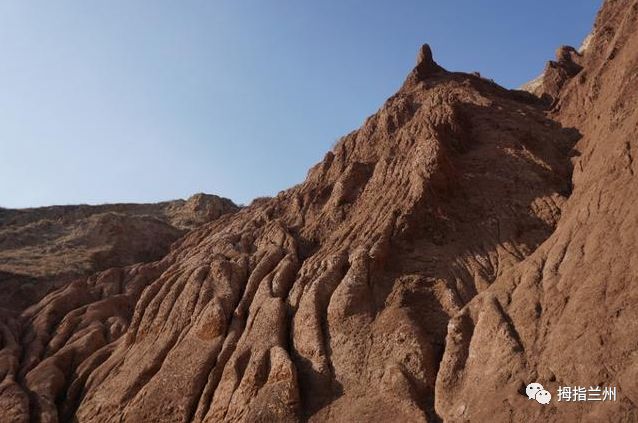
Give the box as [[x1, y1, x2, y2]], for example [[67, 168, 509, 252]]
[[1, 26, 609, 422]]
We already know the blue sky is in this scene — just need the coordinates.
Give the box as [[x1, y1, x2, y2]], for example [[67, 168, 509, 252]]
[[0, 1, 601, 208]]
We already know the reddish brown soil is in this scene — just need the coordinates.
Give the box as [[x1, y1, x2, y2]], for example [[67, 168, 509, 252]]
[[0, 193, 238, 311], [1, 1, 637, 421], [438, 1, 638, 421]]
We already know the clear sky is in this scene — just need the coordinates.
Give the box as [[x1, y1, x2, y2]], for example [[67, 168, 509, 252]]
[[0, 1, 601, 208]]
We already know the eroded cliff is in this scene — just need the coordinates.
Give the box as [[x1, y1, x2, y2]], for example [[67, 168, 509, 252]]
[[1, 1, 637, 421]]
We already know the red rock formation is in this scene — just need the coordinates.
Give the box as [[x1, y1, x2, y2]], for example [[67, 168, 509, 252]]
[[521, 45, 584, 104], [437, 0, 638, 421], [0, 194, 238, 311], [1, 1, 637, 421]]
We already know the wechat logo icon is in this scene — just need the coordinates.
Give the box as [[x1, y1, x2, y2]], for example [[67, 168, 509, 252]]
[[526, 382, 552, 405]]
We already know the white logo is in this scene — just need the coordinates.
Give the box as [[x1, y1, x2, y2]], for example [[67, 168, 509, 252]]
[[526, 382, 551, 405], [536, 389, 552, 404]]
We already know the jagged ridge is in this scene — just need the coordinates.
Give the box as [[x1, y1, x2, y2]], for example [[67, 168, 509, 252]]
[[2, 1, 637, 420], [0, 42, 579, 423]]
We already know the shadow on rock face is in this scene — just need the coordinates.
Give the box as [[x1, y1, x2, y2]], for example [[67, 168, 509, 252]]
[[1, 43, 586, 423]]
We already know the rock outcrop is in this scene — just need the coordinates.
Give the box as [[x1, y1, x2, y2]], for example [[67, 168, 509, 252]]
[[0, 47, 578, 423], [1, 0, 637, 421], [0, 194, 238, 310], [437, 0, 638, 421], [521, 45, 584, 103]]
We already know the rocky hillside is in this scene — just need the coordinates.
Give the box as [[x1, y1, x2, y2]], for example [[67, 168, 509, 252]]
[[1, 0, 636, 421], [438, 1, 638, 421], [0, 193, 238, 311]]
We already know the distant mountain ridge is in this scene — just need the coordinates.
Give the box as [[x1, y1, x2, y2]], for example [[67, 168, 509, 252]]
[[0, 193, 238, 310]]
